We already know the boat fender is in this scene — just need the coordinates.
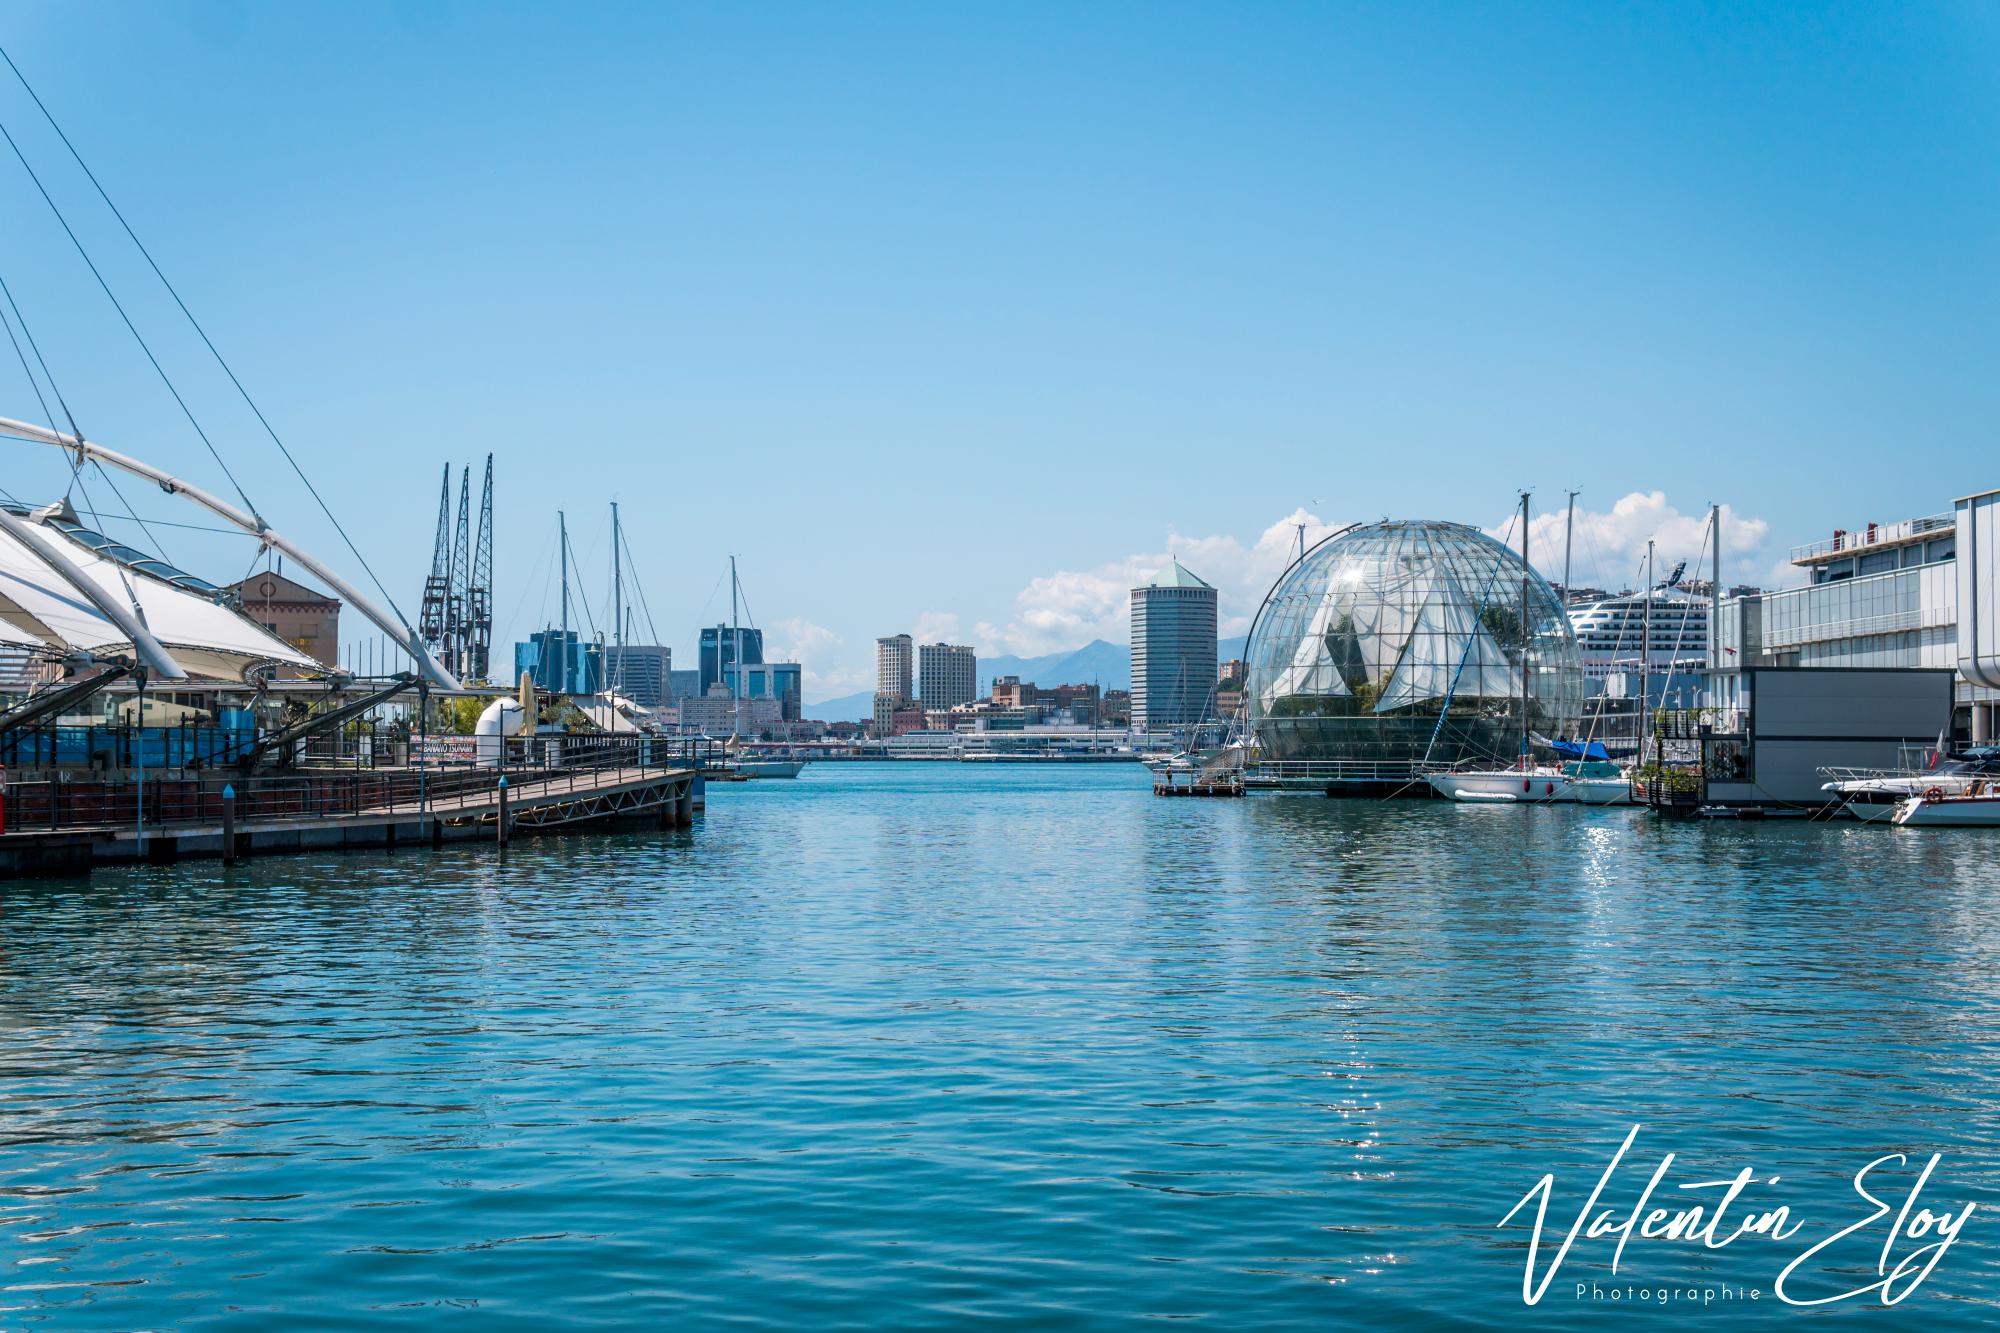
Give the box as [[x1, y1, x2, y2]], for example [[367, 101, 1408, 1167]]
[[1522, 778, 1531, 793]]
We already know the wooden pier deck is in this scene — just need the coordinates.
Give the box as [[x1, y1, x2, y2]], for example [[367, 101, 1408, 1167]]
[[0, 764, 698, 878], [1152, 771, 1244, 797]]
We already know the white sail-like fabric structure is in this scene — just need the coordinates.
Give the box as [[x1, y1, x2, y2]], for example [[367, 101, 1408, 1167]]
[[1372, 574, 1520, 713], [0, 511, 320, 681], [1259, 589, 1351, 706]]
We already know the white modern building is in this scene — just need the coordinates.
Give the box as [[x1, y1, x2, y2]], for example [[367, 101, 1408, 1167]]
[[1712, 502, 2000, 741], [1131, 560, 1218, 732], [918, 642, 977, 711], [876, 634, 913, 699]]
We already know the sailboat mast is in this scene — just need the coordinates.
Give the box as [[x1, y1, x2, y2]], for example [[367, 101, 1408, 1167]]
[[1562, 490, 1578, 602], [1520, 490, 1532, 766], [730, 555, 742, 739], [1642, 539, 1654, 765], [1708, 503, 1722, 675], [558, 510, 570, 640], [611, 502, 623, 695]]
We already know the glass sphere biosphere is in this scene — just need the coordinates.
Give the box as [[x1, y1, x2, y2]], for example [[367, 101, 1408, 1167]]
[[1245, 519, 1584, 770]]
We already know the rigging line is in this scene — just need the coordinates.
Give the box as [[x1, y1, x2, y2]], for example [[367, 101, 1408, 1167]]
[[0, 287, 59, 443], [0, 43, 423, 631], [0, 271, 85, 497], [68, 469, 150, 623], [620, 525, 662, 647], [562, 526, 600, 638], [503, 518, 559, 648], [1421, 510, 1520, 768], [0, 115, 262, 519], [13, 509, 250, 537], [0, 267, 81, 445]]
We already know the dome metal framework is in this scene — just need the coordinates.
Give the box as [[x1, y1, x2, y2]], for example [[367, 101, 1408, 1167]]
[[1245, 519, 1584, 771]]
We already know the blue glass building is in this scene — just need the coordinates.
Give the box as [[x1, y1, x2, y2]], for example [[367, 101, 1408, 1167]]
[[514, 629, 604, 695]]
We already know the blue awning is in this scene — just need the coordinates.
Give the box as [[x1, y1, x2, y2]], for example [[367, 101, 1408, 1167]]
[[1550, 738, 1613, 761]]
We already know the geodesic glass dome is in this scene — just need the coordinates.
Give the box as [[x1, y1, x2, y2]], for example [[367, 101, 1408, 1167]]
[[1246, 520, 1584, 771]]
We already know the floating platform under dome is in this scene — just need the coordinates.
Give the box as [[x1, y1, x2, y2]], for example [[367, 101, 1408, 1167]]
[[1244, 519, 1585, 783]]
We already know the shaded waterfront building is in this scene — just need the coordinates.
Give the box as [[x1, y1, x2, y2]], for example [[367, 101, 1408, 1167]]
[[666, 668, 702, 704], [604, 643, 671, 706], [1130, 560, 1218, 732]]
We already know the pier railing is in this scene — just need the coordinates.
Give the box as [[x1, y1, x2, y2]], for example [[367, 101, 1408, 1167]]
[[0, 738, 693, 836]]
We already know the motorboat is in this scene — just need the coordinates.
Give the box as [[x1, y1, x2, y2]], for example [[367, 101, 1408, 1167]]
[[1821, 746, 2000, 823]]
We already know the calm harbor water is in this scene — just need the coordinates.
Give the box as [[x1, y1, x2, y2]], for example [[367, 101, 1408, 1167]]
[[3, 762, 1998, 1328]]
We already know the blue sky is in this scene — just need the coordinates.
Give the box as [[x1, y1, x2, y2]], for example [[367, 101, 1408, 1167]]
[[1, 2, 1995, 698]]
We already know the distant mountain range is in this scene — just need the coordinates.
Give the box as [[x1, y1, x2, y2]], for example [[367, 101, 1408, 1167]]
[[804, 635, 1248, 722]]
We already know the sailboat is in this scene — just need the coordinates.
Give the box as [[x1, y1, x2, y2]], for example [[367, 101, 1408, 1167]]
[[1427, 492, 1574, 803]]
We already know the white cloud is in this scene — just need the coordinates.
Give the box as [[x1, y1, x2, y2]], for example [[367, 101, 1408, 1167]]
[[768, 617, 871, 699], [912, 611, 962, 644], [1488, 492, 1773, 591], [974, 494, 1782, 663], [768, 616, 838, 664], [980, 507, 1349, 657]]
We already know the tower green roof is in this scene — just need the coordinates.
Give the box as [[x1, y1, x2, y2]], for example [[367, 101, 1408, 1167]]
[[1142, 559, 1212, 590]]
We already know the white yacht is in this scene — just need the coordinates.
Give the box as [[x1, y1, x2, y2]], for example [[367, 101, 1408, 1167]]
[[1821, 747, 1999, 823]]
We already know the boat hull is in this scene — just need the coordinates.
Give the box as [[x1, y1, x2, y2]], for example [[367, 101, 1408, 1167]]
[[1566, 777, 1635, 806], [1826, 777, 1979, 822], [1893, 794, 2000, 827], [1428, 771, 1569, 803], [735, 760, 806, 779]]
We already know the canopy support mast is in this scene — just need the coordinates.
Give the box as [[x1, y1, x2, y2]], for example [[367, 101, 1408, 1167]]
[[0, 417, 458, 688]]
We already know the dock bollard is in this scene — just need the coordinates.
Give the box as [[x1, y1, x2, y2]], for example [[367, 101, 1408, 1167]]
[[221, 783, 237, 866], [497, 775, 510, 847]]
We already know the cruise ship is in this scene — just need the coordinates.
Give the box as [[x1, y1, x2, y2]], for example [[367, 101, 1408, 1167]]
[[1565, 578, 1712, 679]]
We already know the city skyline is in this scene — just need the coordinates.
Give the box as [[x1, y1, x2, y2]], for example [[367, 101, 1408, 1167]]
[[1, 5, 1994, 704]]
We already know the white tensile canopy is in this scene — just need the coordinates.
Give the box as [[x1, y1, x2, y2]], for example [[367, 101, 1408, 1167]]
[[0, 516, 322, 681]]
